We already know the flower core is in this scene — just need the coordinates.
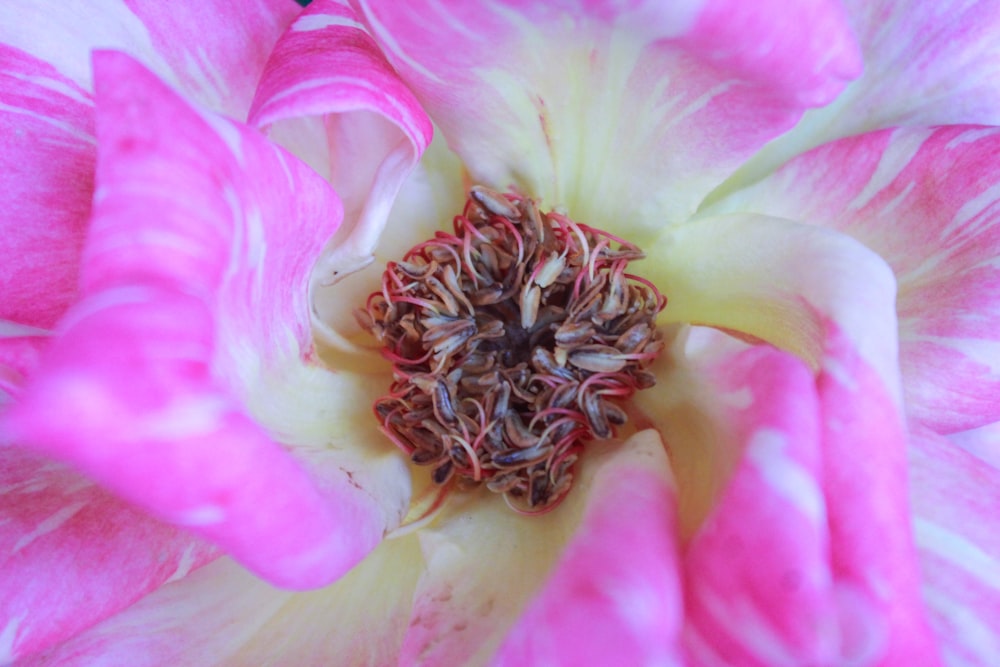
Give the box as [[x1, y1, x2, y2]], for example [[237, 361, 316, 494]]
[[358, 187, 665, 512]]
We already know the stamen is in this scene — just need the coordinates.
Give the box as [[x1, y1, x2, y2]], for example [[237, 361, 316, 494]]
[[358, 187, 666, 512]]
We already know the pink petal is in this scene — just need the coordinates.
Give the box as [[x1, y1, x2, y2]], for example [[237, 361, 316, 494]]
[[817, 326, 939, 665], [0, 447, 216, 664], [678, 0, 861, 107], [491, 430, 683, 667], [0, 46, 94, 330], [2, 53, 397, 590], [910, 425, 1000, 666], [351, 0, 859, 239], [247, 0, 433, 283], [0, 0, 298, 117], [681, 330, 938, 665], [17, 533, 424, 666], [842, 0, 1000, 129], [120, 0, 299, 118], [711, 126, 1000, 433], [730, 0, 1000, 188], [16, 558, 292, 666]]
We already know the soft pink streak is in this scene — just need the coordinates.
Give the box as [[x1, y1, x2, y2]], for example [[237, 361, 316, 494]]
[[0, 448, 216, 663], [0, 46, 94, 330], [910, 425, 1000, 666]]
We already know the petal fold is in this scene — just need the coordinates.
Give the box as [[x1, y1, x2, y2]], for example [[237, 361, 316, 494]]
[[1, 53, 399, 589], [491, 430, 683, 667], [710, 126, 1000, 433], [643, 213, 901, 407], [817, 327, 939, 665], [396, 431, 677, 666], [678, 331, 938, 664], [682, 344, 851, 665]]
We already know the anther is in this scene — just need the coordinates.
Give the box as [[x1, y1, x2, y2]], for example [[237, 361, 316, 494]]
[[358, 186, 666, 512]]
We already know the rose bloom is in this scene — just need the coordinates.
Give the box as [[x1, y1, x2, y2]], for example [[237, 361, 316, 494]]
[[2, 0, 1000, 665]]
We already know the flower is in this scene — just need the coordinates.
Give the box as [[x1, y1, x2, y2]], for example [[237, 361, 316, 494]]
[[2, 1, 999, 666]]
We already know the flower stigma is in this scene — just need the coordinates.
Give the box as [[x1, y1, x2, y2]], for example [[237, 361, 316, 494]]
[[357, 186, 666, 514]]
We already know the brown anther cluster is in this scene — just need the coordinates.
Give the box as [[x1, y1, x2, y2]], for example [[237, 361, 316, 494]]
[[357, 186, 666, 513]]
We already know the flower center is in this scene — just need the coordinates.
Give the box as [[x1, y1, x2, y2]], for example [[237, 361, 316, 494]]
[[358, 186, 665, 513]]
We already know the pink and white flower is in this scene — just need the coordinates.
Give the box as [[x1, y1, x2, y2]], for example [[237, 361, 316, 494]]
[[1, 0, 999, 665]]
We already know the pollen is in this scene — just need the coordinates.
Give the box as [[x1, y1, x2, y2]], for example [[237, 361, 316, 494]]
[[357, 186, 666, 513]]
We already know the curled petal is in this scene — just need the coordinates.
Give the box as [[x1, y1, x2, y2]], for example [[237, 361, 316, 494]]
[[352, 0, 860, 239], [710, 126, 1000, 433], [248, 0, 433, 283], [682, 344, 856, 665], [643, 213, 901, 407], [0, 1, 301, 334]]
